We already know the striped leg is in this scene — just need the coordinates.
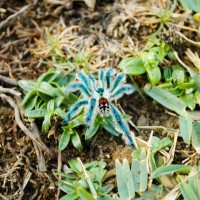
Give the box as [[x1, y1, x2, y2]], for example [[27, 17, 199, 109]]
[[77, 70, 92, 93], [98, 69, 105, 87], [68, 83, 91, 97], [88, 74, 96, 91], [105, 68, 116, 89], [110, 73, 126, 92], [110, 84, 135, 101], [110, 103, 135, 148], [62, 100, 88, 125], [85, 98, 98, 130]]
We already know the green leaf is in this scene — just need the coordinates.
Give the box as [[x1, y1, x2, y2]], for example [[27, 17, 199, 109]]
[[60, 193, 78, 200], [67, 114, 85, 129], [182, 0, 200, 12], [55, 96, 65, 108], [77, 187, 95, 200], [163, 67, 172, 82], [146, 66, 161, 85], [38, 82, 62, 97], [18, 80, 36, 93], [116, 159, 135, 200], [179, 177, 199, 200], [131, 157, 148, 192], [85, 124, 100, 140], [144, 84, 187, 116], [181, 93, 196, 110], [59, 129, 71, 151], [42, 113, 51, 133], [188, 166, 200, 198], [151, 136, 172, 153], [151, 165, 192, 179], [24, 95, 38, 113], [101, 117, 120, 136], [68, 160, 82, 174], [71, 131, 82, 150], [58, 180, 75, 193], [54, 108, 66, 119], [47, 99, 55, 112], [21, 90, 37, 107], [172, 65, 185, 84], [179, 112, 193, 144], [119, 57, 146, 75], [25, 109, 47, 118], [192, 122, 200, 153]]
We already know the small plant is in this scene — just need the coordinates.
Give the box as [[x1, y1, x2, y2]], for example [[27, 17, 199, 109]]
[[61, 68, 136, 147], [18, 68, 77, 133], [57, 159, 113, 200], [115, 147, 168, 200], [119, 38, 171, 86]]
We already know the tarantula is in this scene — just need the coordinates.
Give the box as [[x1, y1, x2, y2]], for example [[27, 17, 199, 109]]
[[62, 68, 136, 147]]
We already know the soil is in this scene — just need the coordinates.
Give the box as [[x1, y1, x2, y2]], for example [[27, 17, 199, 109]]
[[0, 0, 199, 199]]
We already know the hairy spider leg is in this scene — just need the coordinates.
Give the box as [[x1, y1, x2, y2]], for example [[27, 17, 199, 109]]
[[99, 69, 105, 87], [85, 98, 98, 129], [88, 74, 96, 90], [77, 71, 92, 93], [110, 73, 126, 92], [110, 84, 135, 101], [105, 68, 116, 89], [110, 103, 135, 147], [68, 83, 91, 97], [61, 100, 88, 125]]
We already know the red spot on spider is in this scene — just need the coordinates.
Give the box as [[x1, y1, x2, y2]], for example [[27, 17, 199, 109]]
[[99, 98, 108, 104]]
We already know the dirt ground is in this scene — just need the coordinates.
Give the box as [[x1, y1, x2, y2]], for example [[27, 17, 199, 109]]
[[0, 0, 199, 199]]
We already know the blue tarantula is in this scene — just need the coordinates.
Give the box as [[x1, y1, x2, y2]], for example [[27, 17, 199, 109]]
[[62, 68, 136, 147]]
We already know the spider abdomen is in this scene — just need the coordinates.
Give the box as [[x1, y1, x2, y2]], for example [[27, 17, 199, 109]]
[[99, 97, 109, 117]]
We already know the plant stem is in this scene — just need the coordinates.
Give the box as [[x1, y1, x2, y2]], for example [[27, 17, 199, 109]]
[[77, 158, 98, 199]]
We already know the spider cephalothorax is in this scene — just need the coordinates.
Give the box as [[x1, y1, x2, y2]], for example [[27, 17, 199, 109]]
[[62, 68, 136, 147]]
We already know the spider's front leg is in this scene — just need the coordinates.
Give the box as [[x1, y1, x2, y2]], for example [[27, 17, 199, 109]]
[[61, 100, 88, 125], [105, 68, 116, 89], [110, 103, 136, 148], [68, 83, 91, 97], [110, 84, 135, 101], [77, 71, 92, 93], [85, 98, 98, 130], [110, 73, 126, 92]]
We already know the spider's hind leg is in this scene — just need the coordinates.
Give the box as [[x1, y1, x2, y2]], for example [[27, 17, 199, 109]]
[[110, 103, 136, 148], [62, 100, 88, 125], [85, 98, 98, 130]]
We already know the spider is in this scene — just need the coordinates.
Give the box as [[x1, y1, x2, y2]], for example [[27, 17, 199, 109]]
[[62, 68, 136, 147]]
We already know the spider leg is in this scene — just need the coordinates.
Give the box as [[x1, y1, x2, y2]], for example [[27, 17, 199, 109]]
[[105, 68, 116, 89], [98, 69, 105, 87], [88, 74, 96, 91], [110, 73, 126, 92], [85, 98, 98, 130], [77, 70, 92, 93], [61, 99, 88, 125], [110, 103, 135, 147], [68, 83, 91, 97], [110, 84, 135, 101]]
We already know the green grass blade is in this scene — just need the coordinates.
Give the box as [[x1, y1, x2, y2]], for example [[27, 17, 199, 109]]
[[144, 84, 187, 116], [151, 165, 192, 179], [179, 112, 193, 144]]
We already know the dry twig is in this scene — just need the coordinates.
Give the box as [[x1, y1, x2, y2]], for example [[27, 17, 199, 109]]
[[0, 75, 18, 86], [0, 5, 31, 30], [0, 94, 51, 156]]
